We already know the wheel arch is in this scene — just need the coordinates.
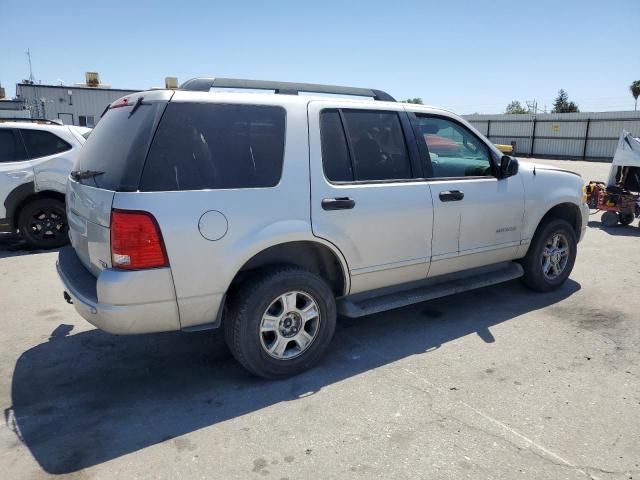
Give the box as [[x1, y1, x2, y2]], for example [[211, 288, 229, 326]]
[[536, 202, 582, 238], [13, 190, 66, 230], [229, 240, 349, 298]]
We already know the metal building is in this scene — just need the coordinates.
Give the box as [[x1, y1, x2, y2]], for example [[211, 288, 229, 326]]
[[0, 99, 30, 119], [15, 74, 139, 127], [464, 111, 640, 160]]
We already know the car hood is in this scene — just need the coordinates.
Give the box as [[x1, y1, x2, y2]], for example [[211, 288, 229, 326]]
[[517, 159, 581, 177]]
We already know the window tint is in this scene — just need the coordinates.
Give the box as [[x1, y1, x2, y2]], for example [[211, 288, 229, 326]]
[[75, 101, 166, 191], [0, 129, 27, 163], [141, 103, 286, 191], [416, 116, 493, 178], [320, 110, 353, 182], [341, 110, 411, 181], [21, 129, 71, 159]]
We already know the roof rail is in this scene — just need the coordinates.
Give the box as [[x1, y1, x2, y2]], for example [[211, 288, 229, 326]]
[[0, 117, 63, 125], [178, 77, 396, 102]]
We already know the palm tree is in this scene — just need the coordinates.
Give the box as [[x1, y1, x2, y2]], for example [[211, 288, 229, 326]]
[[631, 80, 640, 111]]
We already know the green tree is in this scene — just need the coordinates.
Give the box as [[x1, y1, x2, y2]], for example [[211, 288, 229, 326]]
[[552, 89, 579, 113], [505, 100, 528, 114], [404, 97, 423, 104], [630, 80, 640, 111]]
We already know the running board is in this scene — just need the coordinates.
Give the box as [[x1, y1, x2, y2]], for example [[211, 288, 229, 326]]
[[337, 262, 524, 318]]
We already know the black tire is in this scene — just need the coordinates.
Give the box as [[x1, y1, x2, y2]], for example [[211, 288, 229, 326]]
[[224, 266, 336, 379], [520, 218, 577, 292], [619, 212, 634, 226], [601, 211, 619, 227], [18, 197, 69, 249]]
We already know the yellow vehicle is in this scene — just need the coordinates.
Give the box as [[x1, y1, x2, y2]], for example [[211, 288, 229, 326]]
[[494, 144, 513, 154]]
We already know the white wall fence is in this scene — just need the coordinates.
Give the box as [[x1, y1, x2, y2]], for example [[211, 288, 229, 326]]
[[463, 111, 640, 161]]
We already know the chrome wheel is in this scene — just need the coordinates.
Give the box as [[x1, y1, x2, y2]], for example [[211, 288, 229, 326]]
[[541, 232, 570, 281], [259, 291, 321, 360]]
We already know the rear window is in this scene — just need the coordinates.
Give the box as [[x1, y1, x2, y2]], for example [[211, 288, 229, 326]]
[[20, 129, 71, 158], [74, 101, 166, 191], [140, 103, 286, 191]]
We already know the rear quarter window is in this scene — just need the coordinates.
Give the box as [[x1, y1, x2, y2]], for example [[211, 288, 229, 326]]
[[140, 103, 286, 191]]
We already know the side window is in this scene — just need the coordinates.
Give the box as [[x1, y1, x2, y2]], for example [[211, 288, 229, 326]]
[[416, 116, 493, 178], [20, 130, 72, 159], [342, 110, 412, 181], [141, 103, 286, 191], [319, 109, 412, 182], [0, 129, 27, 163], [320, 110, 353, 182]]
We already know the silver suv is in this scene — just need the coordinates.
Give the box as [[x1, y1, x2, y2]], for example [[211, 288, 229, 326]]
[[57, 77, 588, 378]]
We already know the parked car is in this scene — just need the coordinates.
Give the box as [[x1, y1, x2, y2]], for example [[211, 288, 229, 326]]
[[0, 118, 91, 248], [57, 78, 588, 378]]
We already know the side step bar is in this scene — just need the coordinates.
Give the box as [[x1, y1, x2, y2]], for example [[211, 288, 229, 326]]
[[337, 262, 524, 318]]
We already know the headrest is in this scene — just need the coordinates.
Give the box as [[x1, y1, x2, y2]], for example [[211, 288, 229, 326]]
[[422, 123, 439, 134]]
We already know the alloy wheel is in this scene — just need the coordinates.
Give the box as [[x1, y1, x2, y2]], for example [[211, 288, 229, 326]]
[[259, 291, 321, 360]]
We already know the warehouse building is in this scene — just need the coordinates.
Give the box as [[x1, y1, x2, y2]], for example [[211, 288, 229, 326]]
[[464, 111, 640, 160], [15, 72, 140, 127]]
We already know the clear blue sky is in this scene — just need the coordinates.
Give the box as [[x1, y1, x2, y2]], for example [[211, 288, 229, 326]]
[[1, 0, 638, 114]]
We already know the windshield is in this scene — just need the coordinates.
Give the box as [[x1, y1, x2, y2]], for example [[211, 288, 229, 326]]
[[73, 101, 167, 190]]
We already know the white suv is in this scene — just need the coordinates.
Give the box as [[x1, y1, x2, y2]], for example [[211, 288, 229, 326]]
[[56, 78, 589, 378], [0, 119, 90, 248]]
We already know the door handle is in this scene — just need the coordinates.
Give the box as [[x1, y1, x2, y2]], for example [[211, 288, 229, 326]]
[[439, 190, 464, 202], [322, 197, 356, 211]]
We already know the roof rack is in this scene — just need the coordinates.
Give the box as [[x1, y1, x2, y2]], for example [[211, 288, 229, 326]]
[[178, 77, 396, 102], [0, 117, 63, 125]]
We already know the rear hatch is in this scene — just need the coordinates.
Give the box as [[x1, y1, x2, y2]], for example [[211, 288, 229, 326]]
[[67, 90, 173, 275]]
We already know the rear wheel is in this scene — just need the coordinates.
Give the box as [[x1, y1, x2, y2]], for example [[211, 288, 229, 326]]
[[224, 266, 336, 379], [18, 198, 69, 249], [601, 211, 619, 227], [619, 212, 635, 226], [521, 218, 577, 292]]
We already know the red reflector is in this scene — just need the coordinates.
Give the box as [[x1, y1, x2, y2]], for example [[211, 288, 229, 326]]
[[110, 97, 130, 109], [110, 210, 168, 270]]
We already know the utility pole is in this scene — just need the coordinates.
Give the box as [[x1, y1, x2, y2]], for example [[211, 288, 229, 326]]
[[26, 48, 34, 83], [526, 100, 538, 157]]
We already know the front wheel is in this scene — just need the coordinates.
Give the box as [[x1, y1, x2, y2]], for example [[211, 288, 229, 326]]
[[224, 267, 336, 379], [520, 219, 577, 292], [18, 198, 69, 249]]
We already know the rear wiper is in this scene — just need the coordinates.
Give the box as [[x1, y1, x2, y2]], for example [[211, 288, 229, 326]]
[[70, 170, 105, 181], [128, 96, 144, 117]]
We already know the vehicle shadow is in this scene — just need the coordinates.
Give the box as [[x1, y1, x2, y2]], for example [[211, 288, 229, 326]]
[[0, 234, 61, 259], [7, 279, 580, 474], [587, 220, 640, 237]]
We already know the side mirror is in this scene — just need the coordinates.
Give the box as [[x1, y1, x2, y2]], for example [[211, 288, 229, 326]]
[[500, 156, 519, 178]]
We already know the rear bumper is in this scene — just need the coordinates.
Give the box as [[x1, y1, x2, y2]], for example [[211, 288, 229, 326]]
[[56, 246, 181, 334]]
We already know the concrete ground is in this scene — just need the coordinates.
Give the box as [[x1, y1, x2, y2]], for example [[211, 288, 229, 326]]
[[1, 159, 639, 480]]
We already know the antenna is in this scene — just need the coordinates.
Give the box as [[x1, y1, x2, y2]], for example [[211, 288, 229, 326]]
[[26, 48, 34, 83]]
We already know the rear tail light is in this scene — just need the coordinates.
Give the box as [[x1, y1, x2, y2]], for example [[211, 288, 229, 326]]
[[110, 97, 130, 109], [110, 209, 168, 270]]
